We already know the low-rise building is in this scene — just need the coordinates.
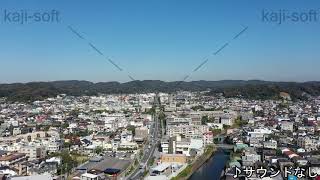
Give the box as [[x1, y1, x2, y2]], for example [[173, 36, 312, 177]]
[[0, 151, 27, 175], [203, 132, 213, 145], [135, 126, 149, 139], [263, 140, 277, 149], [242, 148, 261, 167], [161, 154, 187, 164], [297, 136, 318, 152], [281, 121, 294, 132]]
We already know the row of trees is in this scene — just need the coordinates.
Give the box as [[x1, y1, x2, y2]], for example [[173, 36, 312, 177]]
[[49, 151, 78, 175]]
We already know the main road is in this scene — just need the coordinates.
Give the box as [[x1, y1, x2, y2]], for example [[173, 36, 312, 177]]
[[127, 95, 161, 180]]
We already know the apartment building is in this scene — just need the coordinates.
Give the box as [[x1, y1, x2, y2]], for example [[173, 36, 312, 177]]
[[0, 151, 28, 175], [202, 132, 213, 145], [19, 145, 46, 160], [242, 148, 261, 167], [161, 135, 203, 157], [167, 125, 209, 138], [297, 136, 318, 152], [281, 121, 294, 132], [161, 140, 169, 154], [166, 118, 209, 138]]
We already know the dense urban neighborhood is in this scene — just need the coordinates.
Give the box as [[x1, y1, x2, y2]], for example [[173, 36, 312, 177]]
[[0, 90, 319, 180]]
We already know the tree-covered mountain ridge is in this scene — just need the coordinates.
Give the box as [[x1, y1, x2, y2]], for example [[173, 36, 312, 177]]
[[1, 80, 320, 102]]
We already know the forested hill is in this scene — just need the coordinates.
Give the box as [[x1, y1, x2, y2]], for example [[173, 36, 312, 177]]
[[1, 80, 320, 102]]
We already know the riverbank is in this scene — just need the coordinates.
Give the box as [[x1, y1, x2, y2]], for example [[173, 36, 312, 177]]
[[171, 145, 216, 180], [189, 149, 230, 180]]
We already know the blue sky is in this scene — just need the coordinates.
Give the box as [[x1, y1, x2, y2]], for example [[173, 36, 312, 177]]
[[0, 0, 320, 83]]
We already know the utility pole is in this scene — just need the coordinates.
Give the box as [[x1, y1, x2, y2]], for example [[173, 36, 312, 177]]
[[66, 163, 68, 180], [60, 161, 63, 180]]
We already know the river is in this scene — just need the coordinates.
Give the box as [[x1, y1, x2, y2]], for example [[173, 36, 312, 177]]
[[189, 149, 230, 180]]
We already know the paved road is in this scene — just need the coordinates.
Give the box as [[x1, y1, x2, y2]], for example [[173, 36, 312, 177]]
[[128, 115, 159, 179], [127, 95, 161, 180]]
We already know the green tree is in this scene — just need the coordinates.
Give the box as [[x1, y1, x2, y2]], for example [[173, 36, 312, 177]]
[[95, 146, 104, 154], [63, 142, 71, 150], [191, 105, 205, 111], [223, 124, 231, 130], [211, 128, 221, 135], [158, 112, 165, 120], [201, 116, 209, 125], [43, 126, 50, 131], [53, 150, 78, 175], [127, 125, 136, 136], [62, 123, 69, 129], [234, 116, 248, 127], [145, 106, 156, 115], [276, 149, 282, 156]]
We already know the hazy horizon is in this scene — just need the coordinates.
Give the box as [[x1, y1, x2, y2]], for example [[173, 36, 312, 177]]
[[1, 78, 319, 85]]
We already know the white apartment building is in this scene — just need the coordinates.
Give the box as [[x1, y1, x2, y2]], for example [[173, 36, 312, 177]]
[[161, 136, 204, 157], [121, 130, 133, 143], [43, 138, 60, 154], [167, 125, 209, 138], [281, 121, 294, 132], [263, 140, 277, 149], [161, 140, 169, 154], [166, 117, 209, 138]]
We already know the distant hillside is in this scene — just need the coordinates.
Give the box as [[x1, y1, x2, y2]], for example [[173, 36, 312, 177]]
[[1, 80, 320, 102]]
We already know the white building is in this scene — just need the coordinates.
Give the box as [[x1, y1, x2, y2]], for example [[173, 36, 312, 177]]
[[263, 140, 277, 149], [281, 121, 294, 132]]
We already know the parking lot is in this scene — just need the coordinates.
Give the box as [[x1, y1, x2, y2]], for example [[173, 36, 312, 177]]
[[76, 153, 132, 175]]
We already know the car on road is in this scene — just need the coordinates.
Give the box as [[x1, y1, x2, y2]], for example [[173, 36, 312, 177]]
[[139, 163, 145, 169]]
